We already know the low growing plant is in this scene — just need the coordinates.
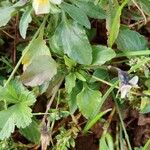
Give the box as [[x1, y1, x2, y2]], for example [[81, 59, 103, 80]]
[[0, 0, 150, 149]]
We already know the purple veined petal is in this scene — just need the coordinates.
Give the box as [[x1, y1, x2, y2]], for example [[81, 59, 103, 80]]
[[129, 76, 139, 86], [120, 85, 132, 98], [118, 69, 130, 85]]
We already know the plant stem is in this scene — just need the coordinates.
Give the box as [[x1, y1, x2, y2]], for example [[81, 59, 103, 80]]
[[110, 81, 132, 150], [119, 124, 124, 150], [115, 99, 132, 150], [99, 81, 118, 110], [33, 112, 51, 116], [42, 77, 64, 124], [92, 75, 119, 88], [116, 50, 150, 58]]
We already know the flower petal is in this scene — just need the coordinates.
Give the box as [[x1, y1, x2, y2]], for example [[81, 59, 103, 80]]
[[33, 0, 50, 15], [129, 76, 139, 86], [120, 85, 132, 98]]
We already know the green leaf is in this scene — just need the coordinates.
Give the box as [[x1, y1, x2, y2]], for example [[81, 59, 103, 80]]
[[83, 109, 111, 133], [65, 73, 76, 93], [106, 0, 128, 47], [140, 97, 150, 113], [50, 0, 63, 5], [77, 85, 102, 119], [19, 7, 32, 39], [99, 133, 114, 150], [21, 55, 57, 87], [142, 138, 150, 150], [93, 69, 108, 81], [51, 20, 92, 64], [67, 82, 82, 114], [0, 80, 36, 139], [116, 28, 148, 51], [75, 72, 86, 81], [19, 120, 40, 144], [50, 22, 64, 55], [1, 80, 36, 105], [22, 35, 51, 69], [50, 29, 62, 54], [0, 104, 32, 139], [0, 0, 26, 27], [136, 0, 150, 16], [73, 1, 106, 19], [92, 45, 116, 65], [62, 21, 92, 65], [64, 55, 76, 68], [99, 135, 109, 150], [61, 2, 91, 29], [0, 6, 15, 27]]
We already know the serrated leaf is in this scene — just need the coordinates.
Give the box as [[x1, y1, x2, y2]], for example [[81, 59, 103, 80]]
[[0, 80, 36, 140], [19, 7, 32, 39], [0, 6, 15, 27], [73, 1, 106, 19], [0, 104, 32, 139], [1, 80, 36, 105], [77, 85, 102, 119], [62, 21, 92, 65], [65, 73, 76, 93], [61, 2, 91, 29], [116, 28, 148, 51], [20, 120, 40, 144], [22, 36, 51, 69], [92, 45, 116, 65], [21, 55, 57, 87]]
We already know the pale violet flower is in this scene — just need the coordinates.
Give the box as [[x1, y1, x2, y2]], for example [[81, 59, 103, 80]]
[[118, 69, 139, 98]]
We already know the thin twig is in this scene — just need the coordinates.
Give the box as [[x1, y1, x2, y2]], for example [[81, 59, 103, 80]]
[[132, 0, 147, 24], [129, 19, 145, 28], [0, 29, 15, 39], [41, 78, 64, 124], [40, 78, 64, 150]]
